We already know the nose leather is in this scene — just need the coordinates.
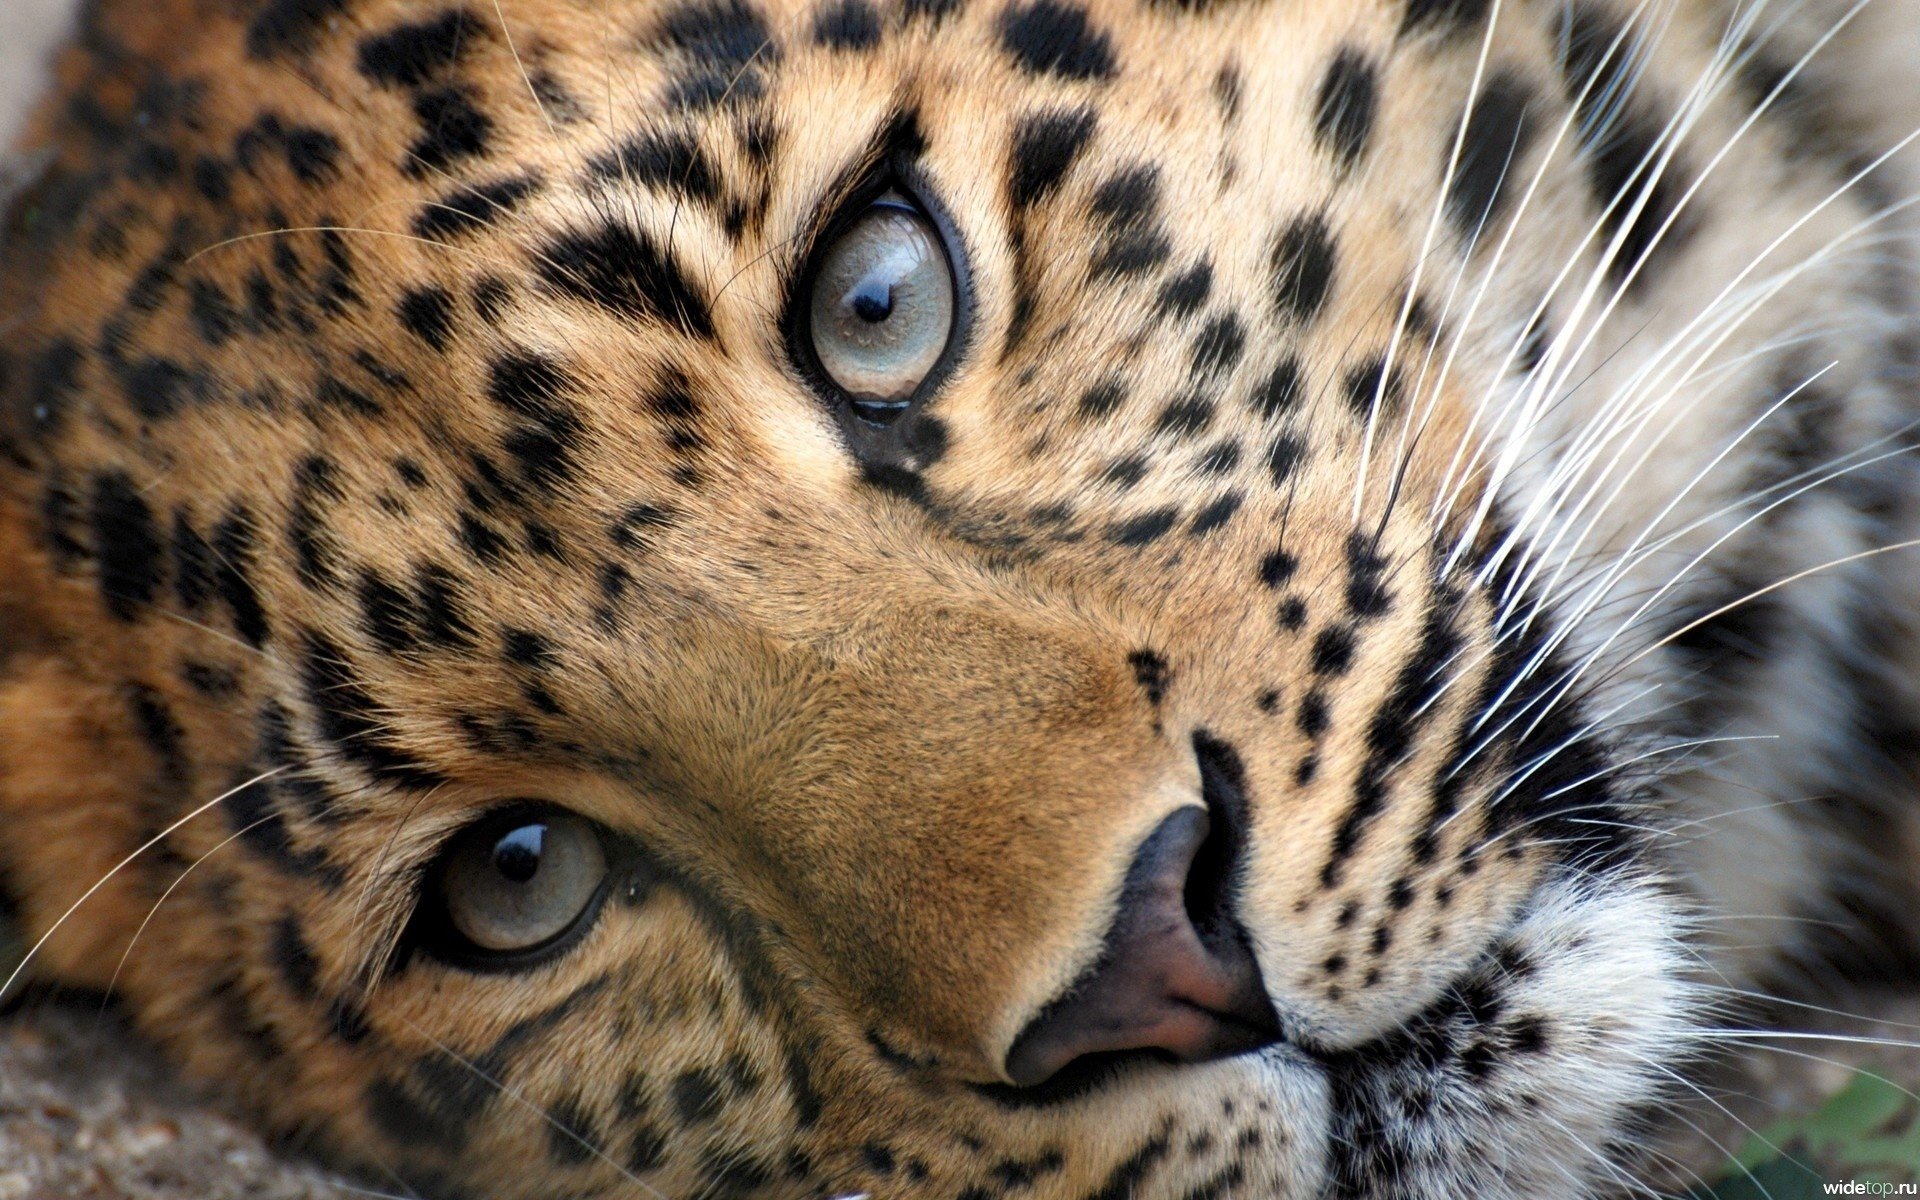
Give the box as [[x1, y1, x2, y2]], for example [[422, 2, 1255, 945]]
[[1003, 806, 1281, 1087]]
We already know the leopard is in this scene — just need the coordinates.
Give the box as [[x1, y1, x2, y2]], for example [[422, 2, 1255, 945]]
[[3, 0, 1920, 1195]]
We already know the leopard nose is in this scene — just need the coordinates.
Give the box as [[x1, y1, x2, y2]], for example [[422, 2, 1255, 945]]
[[1003, 804, 1282, 1087]]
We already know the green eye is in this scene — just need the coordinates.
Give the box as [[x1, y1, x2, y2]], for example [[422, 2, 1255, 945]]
[[437, 811, 608, 956], [808, 192, 956, 421]]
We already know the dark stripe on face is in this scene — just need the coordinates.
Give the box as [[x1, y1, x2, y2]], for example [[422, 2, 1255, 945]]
[[1445, 72, 1537, 243], [357, 9, 487, 88], [589, 132, 722, 204], [1320, 583, 1458, 888], [89, 470, 162, 620], [414, 173, 543, 241], [298, 629, 447, 789], [538, 221, 715, 338]]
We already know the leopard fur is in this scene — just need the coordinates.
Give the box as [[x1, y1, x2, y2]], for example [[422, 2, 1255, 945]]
[[2, 0, 1919, 1196]]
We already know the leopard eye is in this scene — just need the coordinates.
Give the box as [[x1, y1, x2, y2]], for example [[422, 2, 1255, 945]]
[[808, 191, 955, 422], [436, 811, 609, 957]]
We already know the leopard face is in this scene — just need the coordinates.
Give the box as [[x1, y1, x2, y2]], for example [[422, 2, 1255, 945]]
[[2, 0, 1917, 1196]]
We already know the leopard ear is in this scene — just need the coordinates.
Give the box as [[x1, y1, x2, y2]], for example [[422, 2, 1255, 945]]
[[0, 487, 158, 995]]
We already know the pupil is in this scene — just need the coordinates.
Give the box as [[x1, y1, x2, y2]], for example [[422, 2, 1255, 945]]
[[493, 824, 546, 885], [848, 275, 893, 324]]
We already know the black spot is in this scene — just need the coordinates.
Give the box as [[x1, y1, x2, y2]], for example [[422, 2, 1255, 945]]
[[1102, 455, 1149, 487], [1083, 1134, 1171, 1200], [414, 173, 542, 240], [905, 0, 963, 20], [358, 570, 417, 653], [90, 472, 162, 620], [1111, 506, 1180, 546], [1297, 690, 1329, 737], [397, 286, 456, 350], [299, 631, 445, 789], [1271, 213, 1337, 323], [212, 507, 272, 647], [1345, 533, 1395, 618], [1312, 626, 1357, 676], [546, 1095, 602, 1166], [610, 502, 678, 550], [315, 374, 379, 417], [1197, 439, 1241, 474], [1156, 261, 1213, 317], [1089, 165, 1171, 279], [414, 564, 477, 648], [1402, 0, 1493, 36], [654, 0, 778, 66], [903, 413, 949, 466], [1077, 378, 1127, 420], [487, 353, 584, 490], [672, 1068, 725, 1124], [1250, 357, 1305, 419], [1325, 598, 1460, 885], [1266, 435, 1306, 486], [1190, 314, 1245, 376], [590, 132, 721, 204], [1155, 395, 1214, 438], [1259, 546, 1298, 588], [488, 351, 572, 416], [192, 156, 233, 203], [127, 684, 189, 784], [1448, 72, 1537, 241], [1279, 596, 1308, 632], [503, 628, 554, 670], [1313, 50, 1379, 168], [21, 340, 83, 437], [1554, 3, 1694, 287], [471, 275, 513, 323], [119, 356, 204, 420], [651, 0, 781, 110], [357, 10, 486, 88], [248, 0, 351, 59], [539, 221, 715, 338], [289, 455, 344, 590], [1343, 355, 1405, 419], [406, 87, 493, 177], [1189, 493, 1243, 536], [271, 914, 320, 1000], [182, 660, 240, 698], [814, 0, 883, 49], [1009, 107, 1097, 208], [282, 126, 341, 186], [998, 0, 1116, 81], [187, 281, 240, 348], [172, 511, 213, 612], [1129, 649, 1170, 705]]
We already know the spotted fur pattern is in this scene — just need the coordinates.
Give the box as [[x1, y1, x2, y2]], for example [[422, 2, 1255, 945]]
[[1, 0, 1917, 1196]]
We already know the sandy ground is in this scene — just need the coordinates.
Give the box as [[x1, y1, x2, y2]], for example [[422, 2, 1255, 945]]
[[0, 0, 72, 150], [0, 1002, 355, 1199]]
